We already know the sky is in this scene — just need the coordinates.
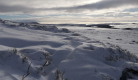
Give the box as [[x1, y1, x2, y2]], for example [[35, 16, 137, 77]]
[[0, 0, 138, 24]]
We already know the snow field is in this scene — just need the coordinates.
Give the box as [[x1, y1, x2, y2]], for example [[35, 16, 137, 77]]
[[0, 19, 138, 80]]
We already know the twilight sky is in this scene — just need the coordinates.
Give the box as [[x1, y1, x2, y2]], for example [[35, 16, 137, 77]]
[[0, 0, 138, 24]]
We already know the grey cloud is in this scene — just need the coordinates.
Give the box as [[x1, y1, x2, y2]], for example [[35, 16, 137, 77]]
[[0, 4, 35, 13], [0, 0, 138, 13], [53, 0, 138, 12]]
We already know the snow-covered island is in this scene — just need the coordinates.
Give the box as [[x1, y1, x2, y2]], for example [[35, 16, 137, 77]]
[[0, 19, 138, 80]]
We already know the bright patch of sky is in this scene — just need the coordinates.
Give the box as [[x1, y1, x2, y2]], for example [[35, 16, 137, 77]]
[[123, 7, 138, 12]]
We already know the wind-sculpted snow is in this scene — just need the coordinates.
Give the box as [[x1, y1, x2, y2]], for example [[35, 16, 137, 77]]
[[0, 38, 64, 48], [0, 19, 138, 80]]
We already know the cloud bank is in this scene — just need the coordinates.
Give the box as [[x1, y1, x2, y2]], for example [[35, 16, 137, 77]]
[[62, 0, 138, 12], [0, 0, 138, 23], [0, 0, 138, 14]]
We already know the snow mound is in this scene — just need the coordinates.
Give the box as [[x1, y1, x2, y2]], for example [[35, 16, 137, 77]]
[[0, 49, 40, 80]]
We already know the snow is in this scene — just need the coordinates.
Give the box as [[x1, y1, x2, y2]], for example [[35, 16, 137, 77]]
[[58, 25, 138, 55], [0, 19, 138, 80]]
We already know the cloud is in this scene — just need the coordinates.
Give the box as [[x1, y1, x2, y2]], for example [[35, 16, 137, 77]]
[[0, 4, 35, 13], [0, 0, 138, 14], [0, 0, 138, 23], [49, 0, 138, 12], [0, 0, 100, 8]]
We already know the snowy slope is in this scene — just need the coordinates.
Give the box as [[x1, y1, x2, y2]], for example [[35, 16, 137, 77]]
[[0, 19, 138, 80]]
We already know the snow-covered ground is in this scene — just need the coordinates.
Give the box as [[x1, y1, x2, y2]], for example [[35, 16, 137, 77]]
[[58, 25, 138, 55], [0, 19, 138, 80]]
